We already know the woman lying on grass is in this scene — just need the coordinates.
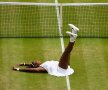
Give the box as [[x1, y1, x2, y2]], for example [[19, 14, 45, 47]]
[[13, 24, 79, 77]]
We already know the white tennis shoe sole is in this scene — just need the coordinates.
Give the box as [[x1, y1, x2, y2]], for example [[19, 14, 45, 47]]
[[68, 24, 79, 34]]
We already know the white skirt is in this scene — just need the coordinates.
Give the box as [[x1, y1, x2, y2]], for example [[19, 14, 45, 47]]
[[40, 60, 74, 77]]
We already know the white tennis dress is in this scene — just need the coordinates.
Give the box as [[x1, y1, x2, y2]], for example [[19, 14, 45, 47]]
[[40, 60, 74, 77]]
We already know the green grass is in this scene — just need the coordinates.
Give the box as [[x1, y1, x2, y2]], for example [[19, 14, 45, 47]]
[[0, 0, 108, 90], [0, 38, 67, 90], [66, 38, 108, 90], [0, 38, 108, 90]]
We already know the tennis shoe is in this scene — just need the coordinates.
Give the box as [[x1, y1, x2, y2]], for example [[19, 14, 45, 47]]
[[66, 31, 77, 38], [68, 24, 79, 34]]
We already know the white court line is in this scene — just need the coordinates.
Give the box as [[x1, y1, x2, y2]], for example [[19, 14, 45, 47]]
[[55, 0, 71, 90]]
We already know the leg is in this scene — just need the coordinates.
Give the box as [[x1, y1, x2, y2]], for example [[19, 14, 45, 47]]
[[58, 24, 79, 69], [58, 42, 75, 69]]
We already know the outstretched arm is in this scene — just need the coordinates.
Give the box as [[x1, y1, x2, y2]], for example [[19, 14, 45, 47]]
[[18, 63, 32, 66], [13, 66, 47, 73]]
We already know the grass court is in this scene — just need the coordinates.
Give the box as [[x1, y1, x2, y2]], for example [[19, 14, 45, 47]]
[[0, 0, 108, 90]]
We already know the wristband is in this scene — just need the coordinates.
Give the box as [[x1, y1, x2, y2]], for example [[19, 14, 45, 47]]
[[16, 68, 20, 71], [23, 62, 25, 65]]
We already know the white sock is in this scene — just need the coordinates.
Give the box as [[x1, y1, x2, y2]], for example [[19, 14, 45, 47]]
[[70, 35, 77, 42], [66, 31, 77, 42]]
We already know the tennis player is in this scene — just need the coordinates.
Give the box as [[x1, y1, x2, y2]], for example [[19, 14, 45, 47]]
[[13, 24, 79, 77]]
